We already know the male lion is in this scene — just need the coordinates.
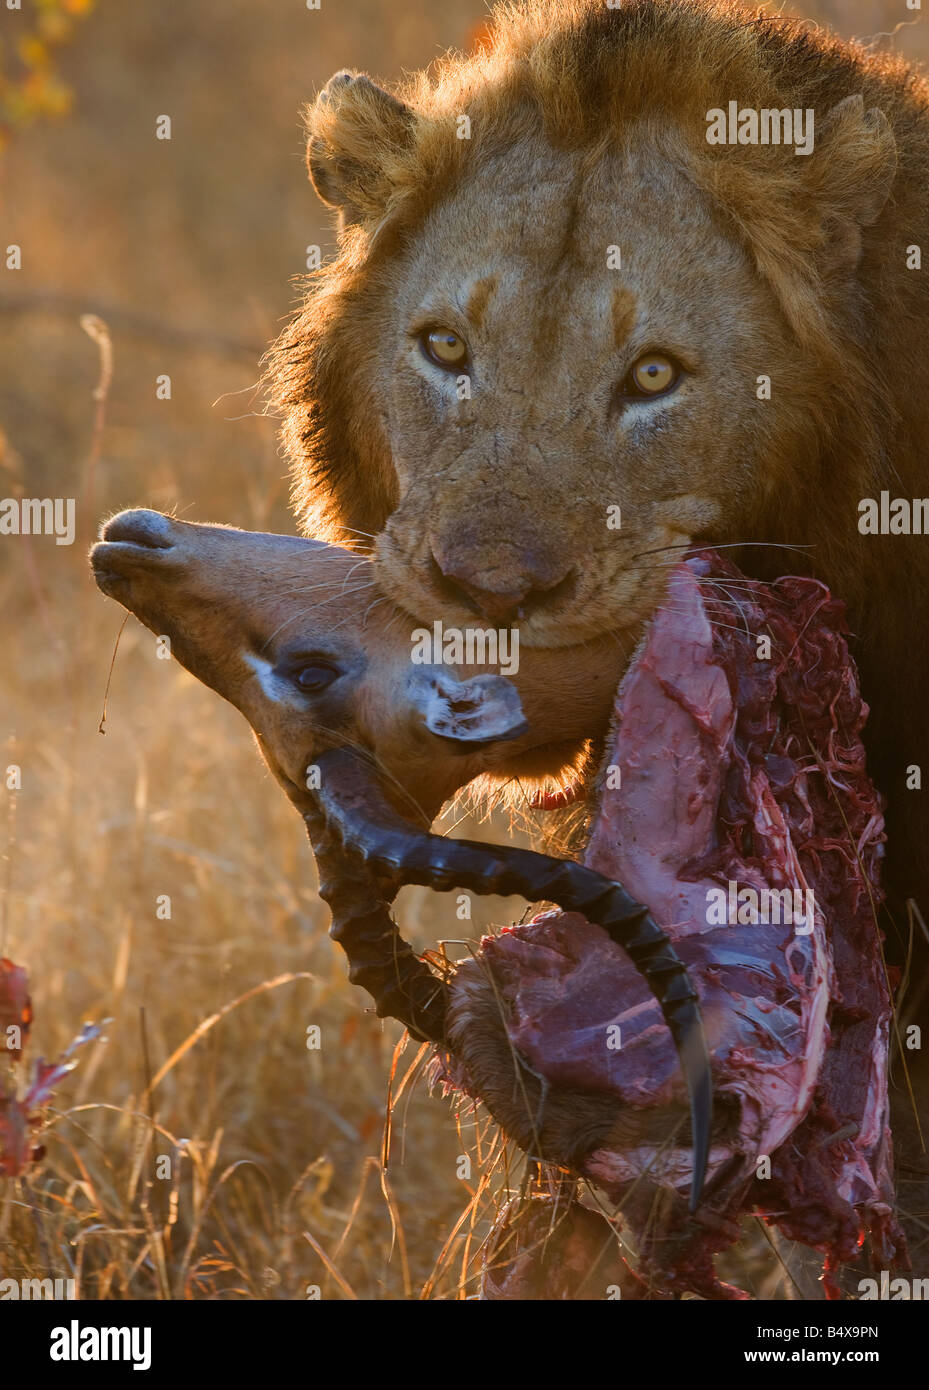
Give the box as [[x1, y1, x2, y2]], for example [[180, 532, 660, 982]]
[[264, 0, 929, 1247], [265, 0, 928, 929]]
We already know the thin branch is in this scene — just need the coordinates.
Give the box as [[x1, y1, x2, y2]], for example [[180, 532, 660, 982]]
[[0, 289, 263, 362]]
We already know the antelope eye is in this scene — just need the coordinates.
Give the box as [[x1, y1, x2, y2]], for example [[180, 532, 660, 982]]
[[421, 327, 468, 371], [621, 352, 681, 399], [294, 663, 340, 693]]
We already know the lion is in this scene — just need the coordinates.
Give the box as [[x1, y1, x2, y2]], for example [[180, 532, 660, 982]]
[[264, 0, 929, 1263], [265, 0, 929, 922]]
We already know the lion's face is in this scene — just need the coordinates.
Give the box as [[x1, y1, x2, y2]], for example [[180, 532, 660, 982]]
[[370, 136, 793, 646], [274, 8, 895, 654]]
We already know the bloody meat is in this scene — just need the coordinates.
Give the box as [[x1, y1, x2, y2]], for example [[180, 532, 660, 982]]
[[446, 551, 907, 1298]]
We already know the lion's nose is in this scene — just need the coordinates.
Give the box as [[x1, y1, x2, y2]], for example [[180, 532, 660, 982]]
[[430, 550, 576, 624]]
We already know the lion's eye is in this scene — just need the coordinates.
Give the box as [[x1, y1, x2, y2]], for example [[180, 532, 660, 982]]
[[421, 327, 468, 371], [294, 663, 340, 693], [621, 352, 681, 399]]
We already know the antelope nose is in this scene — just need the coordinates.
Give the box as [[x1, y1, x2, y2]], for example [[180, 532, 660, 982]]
[[100, 509, 177, 549], [430, 551, 576, 623]]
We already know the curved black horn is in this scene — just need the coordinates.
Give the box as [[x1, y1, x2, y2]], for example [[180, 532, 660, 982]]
[[309, 746, 712, 1211], [303, 806, 448, 1045]]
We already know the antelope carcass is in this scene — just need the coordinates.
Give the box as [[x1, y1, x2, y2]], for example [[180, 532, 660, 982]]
[[91, 511, 905, 1298]]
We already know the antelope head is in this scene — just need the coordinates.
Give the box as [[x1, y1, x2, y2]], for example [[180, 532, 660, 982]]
[[91, 509, 712, 1206]]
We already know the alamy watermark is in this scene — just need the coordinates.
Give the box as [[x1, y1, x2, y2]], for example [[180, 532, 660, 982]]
[[49, 1320, 151, 1371], [0, 497, 75, 545], [0, 1276, 76, 1299], [858, 1273, 929, 1300], [706, 103, 815, 156], [706, 880, 816, 934], [411, 620, 519, 677], [858, 491, 929, 534]]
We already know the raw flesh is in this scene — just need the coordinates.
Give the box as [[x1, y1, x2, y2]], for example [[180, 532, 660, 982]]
[[447, 552, 906, 1296]]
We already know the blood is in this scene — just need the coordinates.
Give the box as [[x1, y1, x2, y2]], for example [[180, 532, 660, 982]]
[[451, 551, 908, 1295]]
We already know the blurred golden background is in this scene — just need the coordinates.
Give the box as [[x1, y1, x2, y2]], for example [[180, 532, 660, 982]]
[[0, 0, 926, 1299]]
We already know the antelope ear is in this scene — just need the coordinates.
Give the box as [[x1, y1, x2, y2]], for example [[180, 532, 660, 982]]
[[409, 671, 529, 749], [808, 95, 896, 275], [306, 70, 415, 226]]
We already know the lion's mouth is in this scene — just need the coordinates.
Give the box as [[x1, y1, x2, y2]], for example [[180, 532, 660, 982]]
[[377, 554, 654, 652]]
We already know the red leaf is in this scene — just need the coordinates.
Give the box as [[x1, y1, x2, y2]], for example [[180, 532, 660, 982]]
[[0, 1021, 105, 1176], [23, 1022, 105, 1110], [0, 1090, 32, 1177], [0, 958, 32, 1060]]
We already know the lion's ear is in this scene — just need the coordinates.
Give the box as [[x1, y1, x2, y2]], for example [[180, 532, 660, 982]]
[[807, 95, 897, 275], [306, 70, 415, 226]]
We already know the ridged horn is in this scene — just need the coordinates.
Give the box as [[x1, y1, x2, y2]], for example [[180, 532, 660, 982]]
[[303, 804, 448, 1045]]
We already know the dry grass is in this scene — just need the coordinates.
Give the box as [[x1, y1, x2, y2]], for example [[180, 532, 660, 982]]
[[0, 421, 545, 1296], [2, 0, 927, 1300]]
